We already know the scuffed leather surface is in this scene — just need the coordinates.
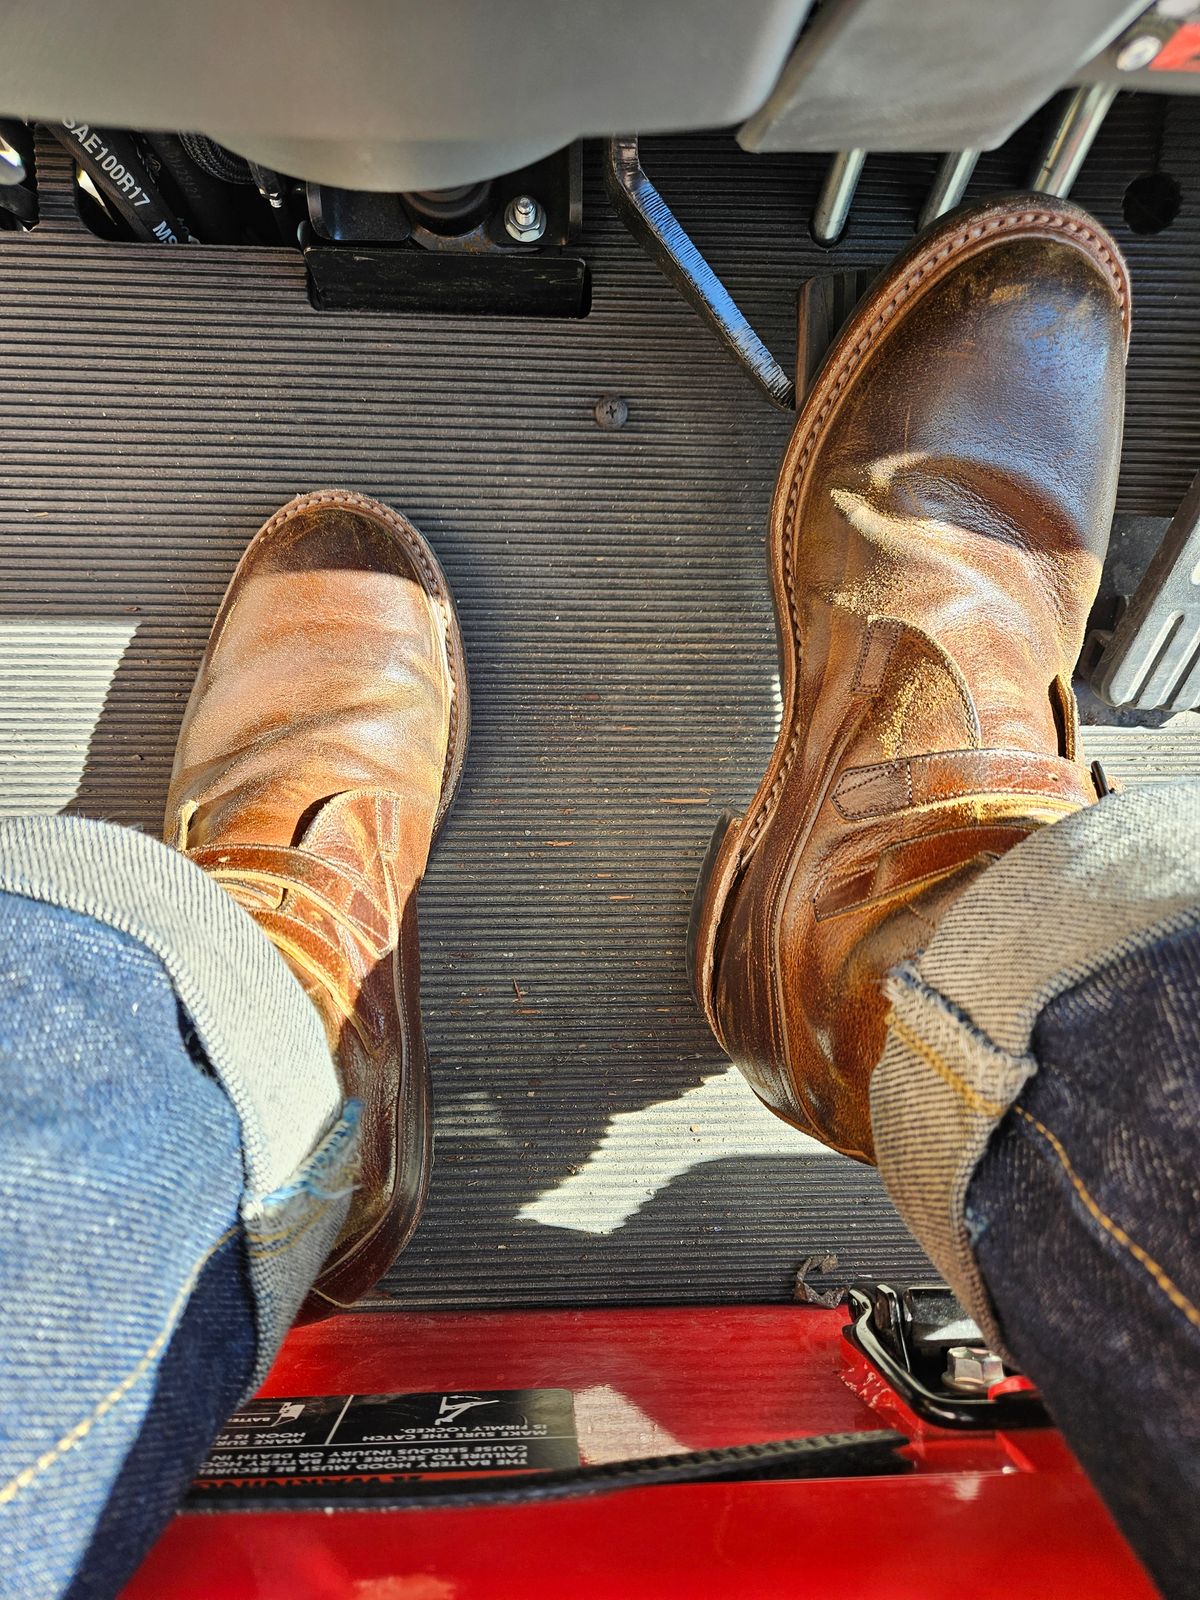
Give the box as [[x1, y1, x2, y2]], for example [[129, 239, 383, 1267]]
[[166, 490, 462, 1309], [708, 199, 1129, 1163]]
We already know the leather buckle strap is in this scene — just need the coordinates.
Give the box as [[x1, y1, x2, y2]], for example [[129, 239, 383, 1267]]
[[831, 748, 1097, 822], [187, 841, 391, 953], [812, 821, 1037, 921]]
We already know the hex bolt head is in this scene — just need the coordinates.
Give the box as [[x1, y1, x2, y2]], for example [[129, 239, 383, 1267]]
[[943, 1345, 1005, 1394], [1115, 33, 1164, 72], [504, 194, 547, 243]]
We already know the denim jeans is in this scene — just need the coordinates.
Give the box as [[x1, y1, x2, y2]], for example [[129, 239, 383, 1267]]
[[969, 920, 1200, 1600], [0, 901, 256, 1598], [0, 789, 1197, 1598], [0, 817, 359, 1599], [875, 783, 1200, 1600]]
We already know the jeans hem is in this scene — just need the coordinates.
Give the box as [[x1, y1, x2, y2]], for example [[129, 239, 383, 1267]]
[[870, 782, 1200, 1351]]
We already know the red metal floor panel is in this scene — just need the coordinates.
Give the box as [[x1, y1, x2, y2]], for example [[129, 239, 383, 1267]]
[[124, 1307, 1154, 1598]]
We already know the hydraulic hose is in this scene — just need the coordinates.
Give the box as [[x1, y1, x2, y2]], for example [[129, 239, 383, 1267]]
[[178, 133, 253, 186], [143, 132, 242, 243], [49, 121, 190, 242]]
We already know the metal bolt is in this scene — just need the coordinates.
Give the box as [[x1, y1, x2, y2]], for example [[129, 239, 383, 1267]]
[[1115, 33, 1163, 72], [593, 395, 629, 430], [504, 194, 547, 243], [943, 1345, 1005, 1395]]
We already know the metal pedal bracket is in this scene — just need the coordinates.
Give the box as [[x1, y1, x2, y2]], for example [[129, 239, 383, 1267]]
[[1096, 468, 1200, 710]]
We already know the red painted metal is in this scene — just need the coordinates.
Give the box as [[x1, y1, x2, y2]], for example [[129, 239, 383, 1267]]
[[124, 1306, 1155, 1598], [1151, 23, 1200, 74], [261, 1305, 882, 1448]]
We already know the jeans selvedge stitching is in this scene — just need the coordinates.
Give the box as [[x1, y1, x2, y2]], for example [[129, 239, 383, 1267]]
[[0, 1224, 239, 1508], [891, 1013, 1200, 1333], [245, 1191, 349, 1260], [889, 1014, 1009, 1118], [1010, 1104, 1200, 1331]]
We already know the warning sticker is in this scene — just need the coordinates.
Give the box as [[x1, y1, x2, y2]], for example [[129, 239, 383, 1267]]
[[191, 1390, 578, 1503]]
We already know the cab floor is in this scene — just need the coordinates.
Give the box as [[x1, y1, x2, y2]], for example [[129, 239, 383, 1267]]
[[1, 108, 1196, 1309]]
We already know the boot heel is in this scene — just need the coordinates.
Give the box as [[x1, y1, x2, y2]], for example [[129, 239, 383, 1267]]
[[686, 808, 739, 1008]]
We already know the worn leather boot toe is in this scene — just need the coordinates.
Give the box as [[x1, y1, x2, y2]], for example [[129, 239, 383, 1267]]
[[690, 196, 1129, 1163], [166, 489, 468, 1313]]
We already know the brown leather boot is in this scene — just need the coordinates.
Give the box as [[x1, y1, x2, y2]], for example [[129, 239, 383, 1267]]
[[689, 196, 1129, 1163], [165, 489, 468, 1313]]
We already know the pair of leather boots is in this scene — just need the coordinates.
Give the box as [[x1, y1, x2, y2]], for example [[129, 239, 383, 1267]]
[[166, 197, 1129, 1313]]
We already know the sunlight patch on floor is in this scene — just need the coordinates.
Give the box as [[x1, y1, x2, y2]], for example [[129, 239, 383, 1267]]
[[518, 1063, 832, 1236], [0, 618, 137, 814]]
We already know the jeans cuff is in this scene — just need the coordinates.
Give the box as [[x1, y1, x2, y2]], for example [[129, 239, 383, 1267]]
[[241, 1101, 360, 1383], [869, 782, 1200, 1352], [0, 814, 355, 1385]]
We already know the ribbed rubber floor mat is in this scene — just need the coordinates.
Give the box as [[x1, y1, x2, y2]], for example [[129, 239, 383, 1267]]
[[0, 105, 1197, 1310]]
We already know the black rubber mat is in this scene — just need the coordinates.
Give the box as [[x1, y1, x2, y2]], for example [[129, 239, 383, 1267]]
[[0, 101, 1197, 1310]]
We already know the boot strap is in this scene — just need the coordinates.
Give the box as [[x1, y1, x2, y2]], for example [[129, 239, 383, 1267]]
[[187, 841, 391, 953], [831, 748, 1098, 823]]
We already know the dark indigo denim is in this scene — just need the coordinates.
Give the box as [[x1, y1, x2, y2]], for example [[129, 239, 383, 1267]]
[[64, 1227, 255, 1600], [969, 920, 1200, 1600], [0, 893, 258, 1599]]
